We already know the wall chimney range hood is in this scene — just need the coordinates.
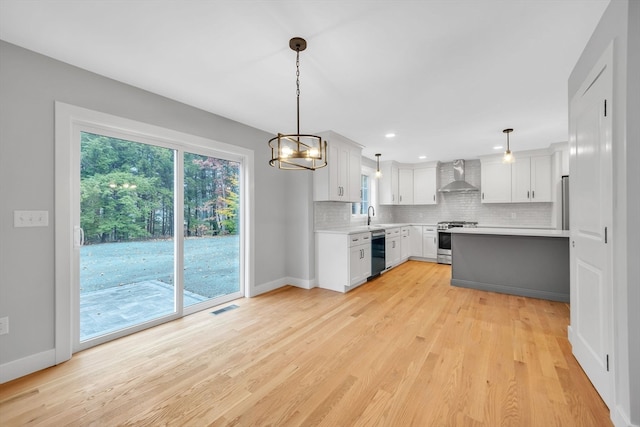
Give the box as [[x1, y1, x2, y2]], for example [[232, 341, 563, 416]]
[[438, 159, 479, 193]]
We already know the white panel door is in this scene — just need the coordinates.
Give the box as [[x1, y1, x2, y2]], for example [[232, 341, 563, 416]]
[[568, 44, 613, 408]]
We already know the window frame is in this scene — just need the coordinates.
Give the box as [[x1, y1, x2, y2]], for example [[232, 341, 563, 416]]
[[352, 166, 376, 217], [54, 102, 254, 360]]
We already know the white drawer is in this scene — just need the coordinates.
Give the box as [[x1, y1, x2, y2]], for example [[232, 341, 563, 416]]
[[349, 232, 371, 247]]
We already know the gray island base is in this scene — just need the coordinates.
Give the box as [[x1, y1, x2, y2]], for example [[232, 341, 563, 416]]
[[450, 229, 570, 302]]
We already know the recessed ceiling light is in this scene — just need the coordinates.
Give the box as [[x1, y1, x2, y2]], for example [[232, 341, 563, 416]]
[[493, 145, 504, 150], [385, 133, 396, 138], [418, 155, 427, 160]]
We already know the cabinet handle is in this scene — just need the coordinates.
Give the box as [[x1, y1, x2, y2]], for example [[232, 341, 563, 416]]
[[400, 195, 402, 202], [433, 194, 436, 201], [532, 190, 535, 199], [434, 237, 436, 244], [527, 190, 530, 199], [482, 192, 484, 200]]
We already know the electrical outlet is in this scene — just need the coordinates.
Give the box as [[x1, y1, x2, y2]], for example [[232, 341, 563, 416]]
[[14, 210, 49, 227], [0, 317, 8, 335]]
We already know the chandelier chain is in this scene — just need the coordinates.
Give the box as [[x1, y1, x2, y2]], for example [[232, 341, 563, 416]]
[[296, 49, 300, 98], [295, 48, 301, 135]]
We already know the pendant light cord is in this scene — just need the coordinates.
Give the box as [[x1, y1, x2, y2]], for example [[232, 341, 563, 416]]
[[296, 48, 301, 139]]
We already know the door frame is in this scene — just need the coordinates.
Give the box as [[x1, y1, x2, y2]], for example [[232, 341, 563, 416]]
[[55, 102, 254, 362]]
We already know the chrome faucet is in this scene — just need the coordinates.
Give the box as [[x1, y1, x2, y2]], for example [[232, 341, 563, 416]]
[[367, 205, 375, 226]]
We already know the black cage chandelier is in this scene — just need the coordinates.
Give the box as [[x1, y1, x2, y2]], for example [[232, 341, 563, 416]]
[[269, 37, 327, 171]]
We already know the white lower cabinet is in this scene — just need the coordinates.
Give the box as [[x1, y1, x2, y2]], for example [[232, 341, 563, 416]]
[[400, 227, 410, 261], [385, 227, 402, 268], [410, 225, 423, 256], [423, 226, 438, 259], [408, 225, 437, 260], [350, 238, 372, 286], [316, 232, 371, 293]]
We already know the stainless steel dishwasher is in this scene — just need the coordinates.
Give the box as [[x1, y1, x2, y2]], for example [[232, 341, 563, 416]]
[[369, 229, 386, 279]]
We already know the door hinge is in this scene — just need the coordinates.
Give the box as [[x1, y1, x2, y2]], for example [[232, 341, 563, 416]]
[[604, 226, 608, 243], [606, 354, 609, 371], [604, 99, 607, 117]]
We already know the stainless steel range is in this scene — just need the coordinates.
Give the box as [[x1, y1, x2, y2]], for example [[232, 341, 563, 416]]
[[437, 221, 478, 264]]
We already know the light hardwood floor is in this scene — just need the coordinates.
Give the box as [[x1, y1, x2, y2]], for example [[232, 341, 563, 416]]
[[0, 261, 610, 426]]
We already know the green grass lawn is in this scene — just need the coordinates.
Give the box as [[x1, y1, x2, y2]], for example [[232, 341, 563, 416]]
[[80, 235, 240, 298]]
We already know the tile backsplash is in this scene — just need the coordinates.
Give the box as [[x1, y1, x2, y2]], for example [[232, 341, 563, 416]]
[[314, 159, 553, 229]]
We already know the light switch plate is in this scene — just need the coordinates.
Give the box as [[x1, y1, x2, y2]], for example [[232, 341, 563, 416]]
[[14, 210, 49, 227], [0, 317, 8, 335]]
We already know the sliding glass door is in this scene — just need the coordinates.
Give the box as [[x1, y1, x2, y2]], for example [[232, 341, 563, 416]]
[[79, 132, 176, 341], [183, 153, 241, 310], [75, 128, 243, 349]]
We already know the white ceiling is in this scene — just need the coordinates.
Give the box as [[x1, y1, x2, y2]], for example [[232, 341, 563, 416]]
[[0, 0, 609, 163]]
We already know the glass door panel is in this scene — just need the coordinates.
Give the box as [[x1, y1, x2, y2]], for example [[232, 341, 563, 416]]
[[183, 153, 241, 307], [79, 131, 176, 341]]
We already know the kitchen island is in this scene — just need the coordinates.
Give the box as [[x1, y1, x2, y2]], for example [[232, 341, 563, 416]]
[[449, 227, 570, 302]]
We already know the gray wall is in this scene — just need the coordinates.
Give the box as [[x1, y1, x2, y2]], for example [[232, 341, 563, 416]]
[[0, 41, 313, 369], [568, 1, 639, 425]]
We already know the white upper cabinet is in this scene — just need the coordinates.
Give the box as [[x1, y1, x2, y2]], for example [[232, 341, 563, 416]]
[[380, 162, 439, 205], [530, 155, 552, 202], [398, 168, 414, 205], [313, 131, 363, 202], [511, 156, 532, 203], [512, 155, 552, 202], [379, 161, 399, 205], [480, 158, 512, 203], [481, 152, 552, 204], [348, 149, 362, 202], [413, 166, 438, 205]]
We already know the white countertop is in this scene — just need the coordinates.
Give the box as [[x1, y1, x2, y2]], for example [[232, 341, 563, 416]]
[[315, 223, 423, 235], [449, 227, 570, 238]]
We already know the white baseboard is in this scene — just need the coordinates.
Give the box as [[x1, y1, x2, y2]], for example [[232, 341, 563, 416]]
[[0, 349, 56, 384], [250, 276, 316, 297], [284, 276, 316, 290], [567, 325, 574, 344], [612, 404, 636, 427]]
